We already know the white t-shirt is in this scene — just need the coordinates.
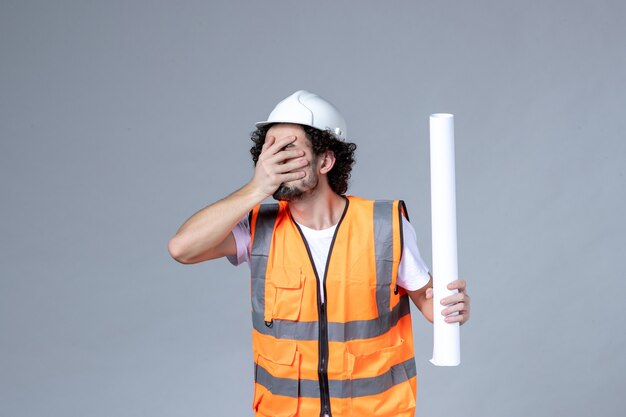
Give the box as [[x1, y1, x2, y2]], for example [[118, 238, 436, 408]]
[[227, 215, 430, 298]]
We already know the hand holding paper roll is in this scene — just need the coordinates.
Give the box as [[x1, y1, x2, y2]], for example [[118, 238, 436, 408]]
[[429, 113, 470, 366]]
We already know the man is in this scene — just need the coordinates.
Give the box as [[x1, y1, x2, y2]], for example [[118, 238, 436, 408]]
[[168, 90, 470, 417]]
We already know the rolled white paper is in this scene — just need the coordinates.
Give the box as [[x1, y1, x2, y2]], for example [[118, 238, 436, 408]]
[[429, 113, 461, 366]]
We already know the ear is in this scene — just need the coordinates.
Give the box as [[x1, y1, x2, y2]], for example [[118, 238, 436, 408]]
[[319, 150, 336, 174]]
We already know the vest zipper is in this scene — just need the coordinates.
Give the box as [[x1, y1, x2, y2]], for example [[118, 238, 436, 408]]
[[291, 197, 350, 417], [318, 299, 330, 416]]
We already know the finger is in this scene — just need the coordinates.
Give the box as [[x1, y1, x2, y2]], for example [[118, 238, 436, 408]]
[[258, 137, 277, 162], [277, 157, 309, 173], [442, 302, 465, 316], [425, 288, 433, 299], [444, 314, 466, 324], [447, 279, 466, 291], [262, 135, 276, 151], [266, 135, 297, 155], [266, 150, 305, 165], [276, 171, 307, 182], [441, 292, 466, 306]]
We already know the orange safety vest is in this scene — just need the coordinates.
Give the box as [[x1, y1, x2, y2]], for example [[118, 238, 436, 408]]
[[249, 196, 417, 417]]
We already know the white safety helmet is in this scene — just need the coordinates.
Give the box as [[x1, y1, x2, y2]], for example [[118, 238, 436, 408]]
[[256, 90, 347, 140]]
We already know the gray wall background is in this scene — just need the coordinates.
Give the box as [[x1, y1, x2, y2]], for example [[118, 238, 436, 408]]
[[1, 1, 624, 416]]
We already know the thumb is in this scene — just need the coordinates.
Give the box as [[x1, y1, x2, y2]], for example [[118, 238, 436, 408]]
[[425, 288, 433, 299]]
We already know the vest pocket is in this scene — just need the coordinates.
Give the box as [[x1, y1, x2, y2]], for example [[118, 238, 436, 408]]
[[345, 339, 416, 415], [253, 341, 300, 417], [268, 267, 305, 321], [347, 338, 405, 379]]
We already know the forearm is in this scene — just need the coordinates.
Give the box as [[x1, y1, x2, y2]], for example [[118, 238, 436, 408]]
[[418, 297, 434, 323], [168, 182, 266, 263], [407, 275, 434, 323], [169, 133, 308, 264]]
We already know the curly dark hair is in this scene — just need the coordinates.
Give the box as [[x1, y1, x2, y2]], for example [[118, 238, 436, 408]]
[[250, 124, 357, 195]]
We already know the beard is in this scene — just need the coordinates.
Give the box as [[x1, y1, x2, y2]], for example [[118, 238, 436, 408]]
[[273, 170, 319, 201], [273, 184, 304, 201]]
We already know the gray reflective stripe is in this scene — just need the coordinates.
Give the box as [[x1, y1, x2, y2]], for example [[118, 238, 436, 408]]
[[252, 295, 411, 342], [328, 295, 409, 341], [374, 201, 394, 317], [252, 310, 319, 340], [250, 204, 279, 318], [256, 364, 320, 398], [255, 357, 416, 399], [329, 357, 416, 399]]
